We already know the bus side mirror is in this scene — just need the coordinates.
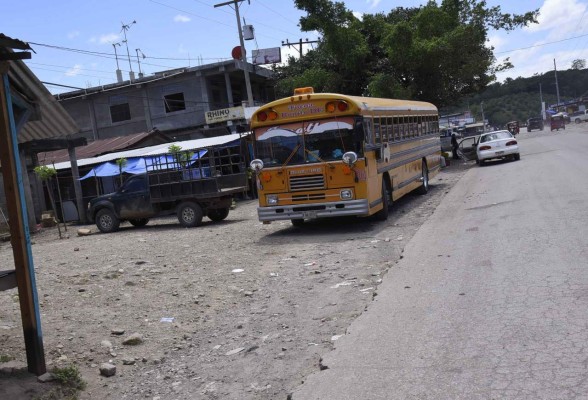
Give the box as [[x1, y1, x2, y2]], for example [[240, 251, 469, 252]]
[[354, 121, 365, 142]]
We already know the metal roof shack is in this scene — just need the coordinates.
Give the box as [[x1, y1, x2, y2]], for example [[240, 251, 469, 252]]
[[37, 129, 171, 165]]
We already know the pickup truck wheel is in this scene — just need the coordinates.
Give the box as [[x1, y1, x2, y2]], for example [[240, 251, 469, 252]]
[[207, 207, 229, 222], [96, 209, 120, 233], [177, 201, 203, 227], [129, 218, 149, 227], [576, 118, 581, 124]]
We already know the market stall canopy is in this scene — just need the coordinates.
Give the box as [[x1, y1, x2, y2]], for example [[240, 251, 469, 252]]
[[78, 150, 208, 180], [49, 132, 246, 171]]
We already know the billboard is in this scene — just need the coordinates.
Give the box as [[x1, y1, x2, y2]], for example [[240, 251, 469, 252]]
[[252, 47, 281, 65], [205, 106, 245, 125]]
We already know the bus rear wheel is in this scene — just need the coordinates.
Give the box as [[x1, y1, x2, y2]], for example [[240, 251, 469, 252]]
[[416, 161, 429, 195]]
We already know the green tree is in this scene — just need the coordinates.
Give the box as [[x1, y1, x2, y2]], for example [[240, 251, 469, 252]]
[[277, 0, 538, 107], [571, 59, 586, 70], [115, 158, 127, 186]]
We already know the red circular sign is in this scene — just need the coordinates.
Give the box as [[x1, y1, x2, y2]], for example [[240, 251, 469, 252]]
[[231, 46, 243, 60]]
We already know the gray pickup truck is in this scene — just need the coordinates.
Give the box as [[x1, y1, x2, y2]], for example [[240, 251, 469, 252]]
[[570, 110, 588, 124], [87, 146, 248, 233]]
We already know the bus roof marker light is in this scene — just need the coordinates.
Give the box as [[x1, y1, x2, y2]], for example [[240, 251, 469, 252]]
[[337, 101, 348, 112], [293, 87, 314, 95], [268, 110, 278, 120], [326, 102, 336, 113]]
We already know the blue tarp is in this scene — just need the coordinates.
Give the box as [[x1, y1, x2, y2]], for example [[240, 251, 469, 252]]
[[79, 150, 208, 180]]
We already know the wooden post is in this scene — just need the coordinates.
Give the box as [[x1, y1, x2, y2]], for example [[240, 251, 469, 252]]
[[0, 63, 46, 375], [68, 144, 87, 223]]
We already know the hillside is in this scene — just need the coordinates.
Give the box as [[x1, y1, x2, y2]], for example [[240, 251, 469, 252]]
[[442, 67, 588, 126]]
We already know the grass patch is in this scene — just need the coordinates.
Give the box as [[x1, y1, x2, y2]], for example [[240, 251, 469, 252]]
[[53, 364, 86, 391], [0, 354, 14, 362], [34, 364, 86, 400]]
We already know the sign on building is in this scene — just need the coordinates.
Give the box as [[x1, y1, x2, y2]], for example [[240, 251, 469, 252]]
[[252, 47, 281, 65], [205, 106, 245, 125]]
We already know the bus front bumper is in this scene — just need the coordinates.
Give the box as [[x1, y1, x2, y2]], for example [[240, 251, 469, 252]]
[[257, 199, 370, 221]]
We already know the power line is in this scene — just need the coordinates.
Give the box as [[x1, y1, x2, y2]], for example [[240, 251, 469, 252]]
[[495, 32, 588, 55]]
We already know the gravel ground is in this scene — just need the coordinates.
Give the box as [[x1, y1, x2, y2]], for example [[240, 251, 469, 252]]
[[1, 160, 472, 400]]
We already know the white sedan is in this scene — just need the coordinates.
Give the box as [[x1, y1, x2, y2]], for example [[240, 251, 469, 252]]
[[476, 130, 520, 165]]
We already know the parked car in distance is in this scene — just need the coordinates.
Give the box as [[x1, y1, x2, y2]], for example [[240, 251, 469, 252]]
[[570, 110, 588, 124], [550, 114, 566, 131], [526, 117, 544, 132], [476, 130, 520, 165]]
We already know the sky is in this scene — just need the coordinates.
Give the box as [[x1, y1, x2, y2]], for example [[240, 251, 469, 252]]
[[2, 0, 588, 96]]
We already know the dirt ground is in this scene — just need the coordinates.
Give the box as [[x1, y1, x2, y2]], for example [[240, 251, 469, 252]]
[[0, 160, 472, 400]]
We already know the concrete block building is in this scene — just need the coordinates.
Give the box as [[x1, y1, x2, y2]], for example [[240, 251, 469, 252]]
[[56, 60, 274, 142]]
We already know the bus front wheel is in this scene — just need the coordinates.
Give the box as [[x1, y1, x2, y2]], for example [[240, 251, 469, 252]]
[[375, 179, 390, 221]]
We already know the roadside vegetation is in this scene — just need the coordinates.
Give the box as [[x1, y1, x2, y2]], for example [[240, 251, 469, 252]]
[[446, 66, 588, 126], [33, 364, 86, 400], [274, 0, 538, 108]]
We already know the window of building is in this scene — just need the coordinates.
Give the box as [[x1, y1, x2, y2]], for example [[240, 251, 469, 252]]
[[110, 103, 131, 123], [164, 92, 186, 113]]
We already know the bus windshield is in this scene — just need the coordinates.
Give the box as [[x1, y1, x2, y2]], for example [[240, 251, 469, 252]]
[[253, 117, 359, 166]]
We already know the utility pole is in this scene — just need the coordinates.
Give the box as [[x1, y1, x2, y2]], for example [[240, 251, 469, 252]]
[[480, 101, 485, 132], [554, 58, 561, 108], [281, 38, 320, 56], [539, 83, 545, 120], [214, 0, 253, 107], [121, 20, 136, 81]]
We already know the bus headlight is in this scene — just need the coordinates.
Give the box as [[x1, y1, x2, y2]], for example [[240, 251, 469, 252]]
[[266, 194, 278, 205], [250, 159, 264, 171], [340, 189, 353, 200], [342, 151, 358, 166]]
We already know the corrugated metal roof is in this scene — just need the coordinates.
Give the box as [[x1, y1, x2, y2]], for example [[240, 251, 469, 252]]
[[37, 131, 160, 165], [7, 58, 79, 143], [51, 133, 246, 170]]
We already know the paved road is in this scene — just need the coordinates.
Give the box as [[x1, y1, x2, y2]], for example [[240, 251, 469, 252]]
[[293, 126, 588, 400]]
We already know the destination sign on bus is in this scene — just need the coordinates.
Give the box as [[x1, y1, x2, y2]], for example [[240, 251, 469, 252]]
[[279, 102, 322, 118]]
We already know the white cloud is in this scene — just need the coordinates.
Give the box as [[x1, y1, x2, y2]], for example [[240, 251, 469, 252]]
[[99, 33, 120, 44], [366, 0, 381, 9], [526, 0, 587, 38], [67, 31, 80, 39], [487, 34, 506, 51], [174, 14, 191, 23], [90, 33, 120, 44], [65, 64, 82, 77], [353, 11, 364, 20]]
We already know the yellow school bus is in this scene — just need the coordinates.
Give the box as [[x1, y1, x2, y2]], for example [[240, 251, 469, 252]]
[[249, 87, 441, 226]]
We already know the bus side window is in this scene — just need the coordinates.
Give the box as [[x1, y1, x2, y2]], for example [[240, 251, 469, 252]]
[[386, 117, 393, 142], [393, 117, 400, 141]]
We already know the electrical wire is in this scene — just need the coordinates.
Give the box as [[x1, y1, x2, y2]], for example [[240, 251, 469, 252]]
[[495, 32, 588, 55]]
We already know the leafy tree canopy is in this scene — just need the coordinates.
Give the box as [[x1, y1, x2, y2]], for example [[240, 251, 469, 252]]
[[274, 0, 538, 107]]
